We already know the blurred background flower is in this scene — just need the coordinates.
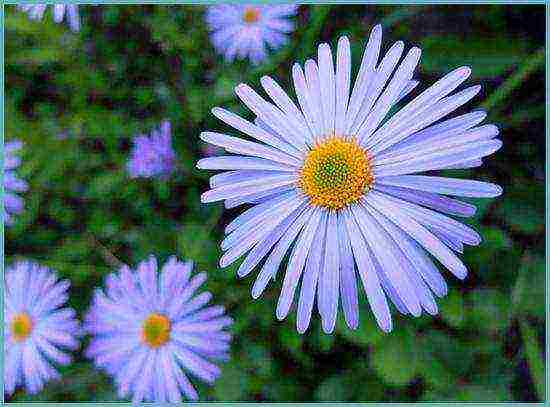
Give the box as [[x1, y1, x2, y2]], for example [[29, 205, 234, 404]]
[[126, 120, 176, 179], [84, 256, 232, 402], [4, 261, 80, 396], [3, 140, 27, 226], [205, 4, 298, 64], [4, 4, 546, 403], [18, 4, 80, 32]]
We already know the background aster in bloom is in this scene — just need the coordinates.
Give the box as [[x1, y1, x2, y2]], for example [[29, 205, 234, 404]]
[[84, 256, 233, 402], [4, 261, 80, 396], [205, 4, 298, 65], [197, 25, 503, 335], [126, 120, 176, 179], [17, 4, 80, 32], [4, 140, 28, 226]]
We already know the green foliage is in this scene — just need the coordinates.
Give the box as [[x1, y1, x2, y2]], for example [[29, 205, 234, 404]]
[[4, 4, 545, 402]]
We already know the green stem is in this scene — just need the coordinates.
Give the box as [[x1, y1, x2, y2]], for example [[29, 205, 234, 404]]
[[380, 5, 428, 27], [519, 320, 545, 400], [481, 47, 545, 113]]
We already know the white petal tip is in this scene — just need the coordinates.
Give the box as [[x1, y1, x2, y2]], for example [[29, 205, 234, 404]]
[[338, 36, 350, 45], [275, 309, 287, 321], [200, 192, 214, 203], [251, 289, 261, 300], [346, 319, 359, 330], [379, 322, 393, 333], [492, 185, 503, 197], [425, 308, 438, 316], [455, 268, 468, 280], [321, 319, 336, 334]]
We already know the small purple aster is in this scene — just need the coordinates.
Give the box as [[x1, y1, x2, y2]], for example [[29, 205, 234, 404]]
[[4, 140, 28, 226], [17, 4, 80, 32], [126, 121, 176, 179], [205, 4, 298, 65], [4, 261, 80, 396], [84, 256, 232, 402]]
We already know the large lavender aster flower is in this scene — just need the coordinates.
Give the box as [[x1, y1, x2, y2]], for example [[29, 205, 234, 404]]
[[126, 121, 176, 179], [4, 140, 28, 226], [17, 4, 80, 32], [197, 25, 503, 334], [84, 256, 232, 402], [205, 4, 298, 65], [4, 261, 80, 396]]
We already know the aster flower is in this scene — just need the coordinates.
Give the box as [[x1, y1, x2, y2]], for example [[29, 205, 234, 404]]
[[126, 121, 176, 179], [17, 4, 80, 32], [205, 4, 298, 65], [84, 256, 232, 402], [4, 261, 80, 396], [4, 140, 28, 226], [197, 25, 503, 334]]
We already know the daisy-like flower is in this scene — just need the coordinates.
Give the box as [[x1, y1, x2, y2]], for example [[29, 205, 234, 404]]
[[84, 256, 232, 402], [197, 25, 503, 334], [17, 4, 80, 32], [205, 4, 298, 65], [4, 140, 28, 226], [4, 261, 80, 396], [127, 121, 176, 179]]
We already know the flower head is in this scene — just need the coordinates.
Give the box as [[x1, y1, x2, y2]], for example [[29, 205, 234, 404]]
[[17, 4, 80, 32], [4, 261, 80, 396], [197, 25, 503, 334], [4, 140, 28, 226], [205, 4, 298, 65], [84, 256, 232, 402], [127, 121, 176, 179]]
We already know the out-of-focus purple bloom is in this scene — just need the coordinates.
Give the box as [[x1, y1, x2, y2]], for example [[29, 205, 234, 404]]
[[197, 26, 503, 334], [127, 121, 176, 179], [4, 261, 80, 396], [18, 4, 80, 32], [205, 4, 298, 65], [84, 256, 232, 402], [4, 140, 27, 226]]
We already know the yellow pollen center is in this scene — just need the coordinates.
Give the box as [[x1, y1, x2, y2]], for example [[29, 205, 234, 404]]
[[11, 313, 33, 342], [142, 313, 171, 348], [242, 7, 260, 24], [299, 137, 373, 210]]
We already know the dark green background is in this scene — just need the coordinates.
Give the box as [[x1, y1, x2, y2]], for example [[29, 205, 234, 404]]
[[4, 4, 546, 402]]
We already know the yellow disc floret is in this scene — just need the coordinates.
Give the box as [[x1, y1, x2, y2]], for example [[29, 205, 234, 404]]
[[142, 313, 171, 348], [11, 313, 33, 342], [242, 7, 260, 24], [299, 137, 373, 210]]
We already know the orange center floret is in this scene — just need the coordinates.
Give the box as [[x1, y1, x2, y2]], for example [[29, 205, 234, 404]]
[[11, 313, 33, 342], [299, 137, 373, 210], [242, 7, 260, 24], [142, 313, 171, 348]]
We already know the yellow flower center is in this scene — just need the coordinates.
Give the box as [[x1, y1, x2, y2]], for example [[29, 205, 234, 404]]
[[242, 7, 260, 24], [299, 137, 373, 210], [142, 313, 171, 348], [11, 313, 33, 342]]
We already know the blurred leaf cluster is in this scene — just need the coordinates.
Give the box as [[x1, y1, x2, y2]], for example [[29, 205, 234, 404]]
[[4, 4, 546, 402]]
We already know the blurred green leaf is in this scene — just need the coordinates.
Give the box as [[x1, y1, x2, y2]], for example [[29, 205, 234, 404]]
[[420, 35, 529, 78]]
